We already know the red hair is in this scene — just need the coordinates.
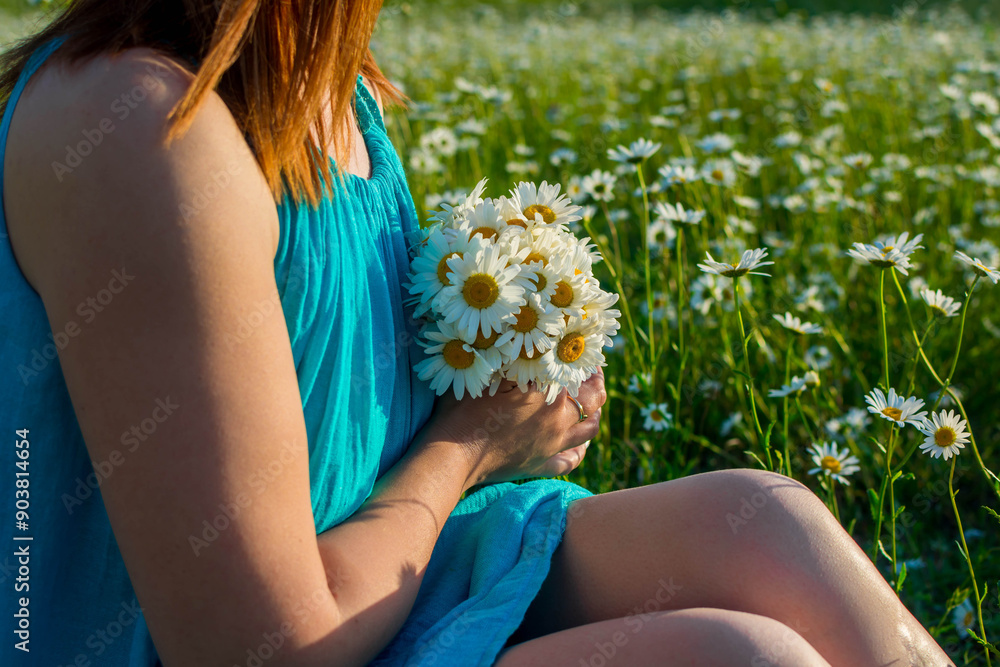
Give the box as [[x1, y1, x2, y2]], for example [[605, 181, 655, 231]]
[[0, 0, 403, 206]]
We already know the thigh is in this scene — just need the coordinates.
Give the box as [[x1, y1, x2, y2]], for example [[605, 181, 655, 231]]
[[497, 607, 829, 667], [508, 469, 833, 642]]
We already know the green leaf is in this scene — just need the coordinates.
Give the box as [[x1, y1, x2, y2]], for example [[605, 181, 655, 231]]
[[895, 562, 907, 594], [899, 472, 916, 481], [763, 422, 776, 448], [894, 504, 906, 520], [945, 587, 971, 613], [877, 539, 893, 562], [891, 470, 904, 483], [867, 488, 880, 521], [746, 451, 768, 470], [866, 436, 886, 454]]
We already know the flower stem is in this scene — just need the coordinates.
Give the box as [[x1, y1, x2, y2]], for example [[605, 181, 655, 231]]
[[879, 268, 890, 389], [734, 279, 764, 446], [794, 396, 816, 444], [783, 343, 792, 474], [636, 164, 655, 371], [675, 226, 686, 424], [891, 273, 1000, 503], [948, 457, 992, 667], [828, 477, 841, 523]]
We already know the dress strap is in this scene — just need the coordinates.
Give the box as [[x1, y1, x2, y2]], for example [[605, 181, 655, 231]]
[[353, 74, 386, 136], [0, 35, 67, 234]]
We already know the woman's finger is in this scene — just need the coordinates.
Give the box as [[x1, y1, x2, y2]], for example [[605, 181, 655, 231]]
[[538, 441, 590, 477]]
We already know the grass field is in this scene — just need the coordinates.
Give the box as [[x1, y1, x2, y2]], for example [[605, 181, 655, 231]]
[[3, 1, 999, 663], [371, 5, 1000, 663]]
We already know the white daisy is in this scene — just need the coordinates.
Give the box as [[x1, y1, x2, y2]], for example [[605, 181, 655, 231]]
[[917, 410, 970, 460], [500, 347, 554, 397], [463, 199, 509, 244], [581, 169, 617, 202], [545, 251, 594, 317], [607, 138, 662, 164], [697, 247, 774, 278], [414, 322, 494, 400], [920, 289, 961, 317], [807, 442, 861, 485], [803, 370, 821, 387], [541, 317, 606, 403], [494, 194, 530, 229], [641, 403, 673, 431], [627, 372, 651, 394], [429, 178, 489, 227], [438, 237, 527, 343], [953, 598, 975, 637], [654, 201, 706, 225], [406, 226, 476, 317], [864, 387, 927, 427], [844, 152, 874, 169], [954, 250, 1000, 284], [773, 312, 823, 335], [768, 376, 808, 397], [510, 181, 582, 227], [846, 232, 923, 275], [495, 292, 563, 360], [658, 164, 701, 187], [581, 289, 622, 347], [694, 132, 735, 153]]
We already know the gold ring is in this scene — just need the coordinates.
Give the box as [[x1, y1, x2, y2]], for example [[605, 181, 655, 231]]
[[568, 395, 588, 423]]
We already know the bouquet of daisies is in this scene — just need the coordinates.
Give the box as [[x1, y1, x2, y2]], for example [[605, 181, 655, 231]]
[[405, 180, 621, 403]]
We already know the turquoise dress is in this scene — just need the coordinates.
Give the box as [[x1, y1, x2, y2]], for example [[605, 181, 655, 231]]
[[0, 38, 593, 666]]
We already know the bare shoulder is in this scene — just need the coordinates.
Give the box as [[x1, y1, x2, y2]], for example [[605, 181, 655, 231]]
[[4, 47, 278, 294]]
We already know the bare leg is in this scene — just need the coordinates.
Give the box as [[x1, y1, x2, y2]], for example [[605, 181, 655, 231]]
[[497, 607, 830, 666], [508, 469, 952, 666]]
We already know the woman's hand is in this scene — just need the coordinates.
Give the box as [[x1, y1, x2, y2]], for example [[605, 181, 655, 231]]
[[414, 367, 608, 487]]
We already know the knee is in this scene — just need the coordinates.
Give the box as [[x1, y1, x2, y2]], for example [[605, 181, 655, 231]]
[[712, 468, 831, 536], [663, 608, 830, 667]]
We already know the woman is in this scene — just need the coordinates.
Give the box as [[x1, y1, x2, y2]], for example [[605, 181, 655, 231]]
[[0, 1, 953, 665]]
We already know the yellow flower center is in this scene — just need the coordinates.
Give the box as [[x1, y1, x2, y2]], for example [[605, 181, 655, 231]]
[[551, 281, 574, 308], [523, 204, 556, 224], [882, 407, 903, 421], [469, 226, 498, 242], [473, 330, 500, 349], [507, 218, 527, 228], [711, 169, 724, 181], [462, 273, 500, 309], [513, 305, 540, 333], [557, 332, 586, 364], [437, 252, 460, 286], [524, 252, 547, 265], [531, 271, 548, 292], [934, 427, 956, 448], [882, 246, 895, 253], [442, 340, 475, 370], [820, 456, 841, 473], [963, 611, 974, 627], [650, 410, 664, 422]]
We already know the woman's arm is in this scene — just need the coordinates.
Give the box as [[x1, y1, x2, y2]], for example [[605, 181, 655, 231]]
[[8, 50, 602, 666], [8, 50, 342, 665]]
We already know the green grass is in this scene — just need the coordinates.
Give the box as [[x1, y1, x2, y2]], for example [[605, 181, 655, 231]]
[[373, 5, 1000, 663]]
